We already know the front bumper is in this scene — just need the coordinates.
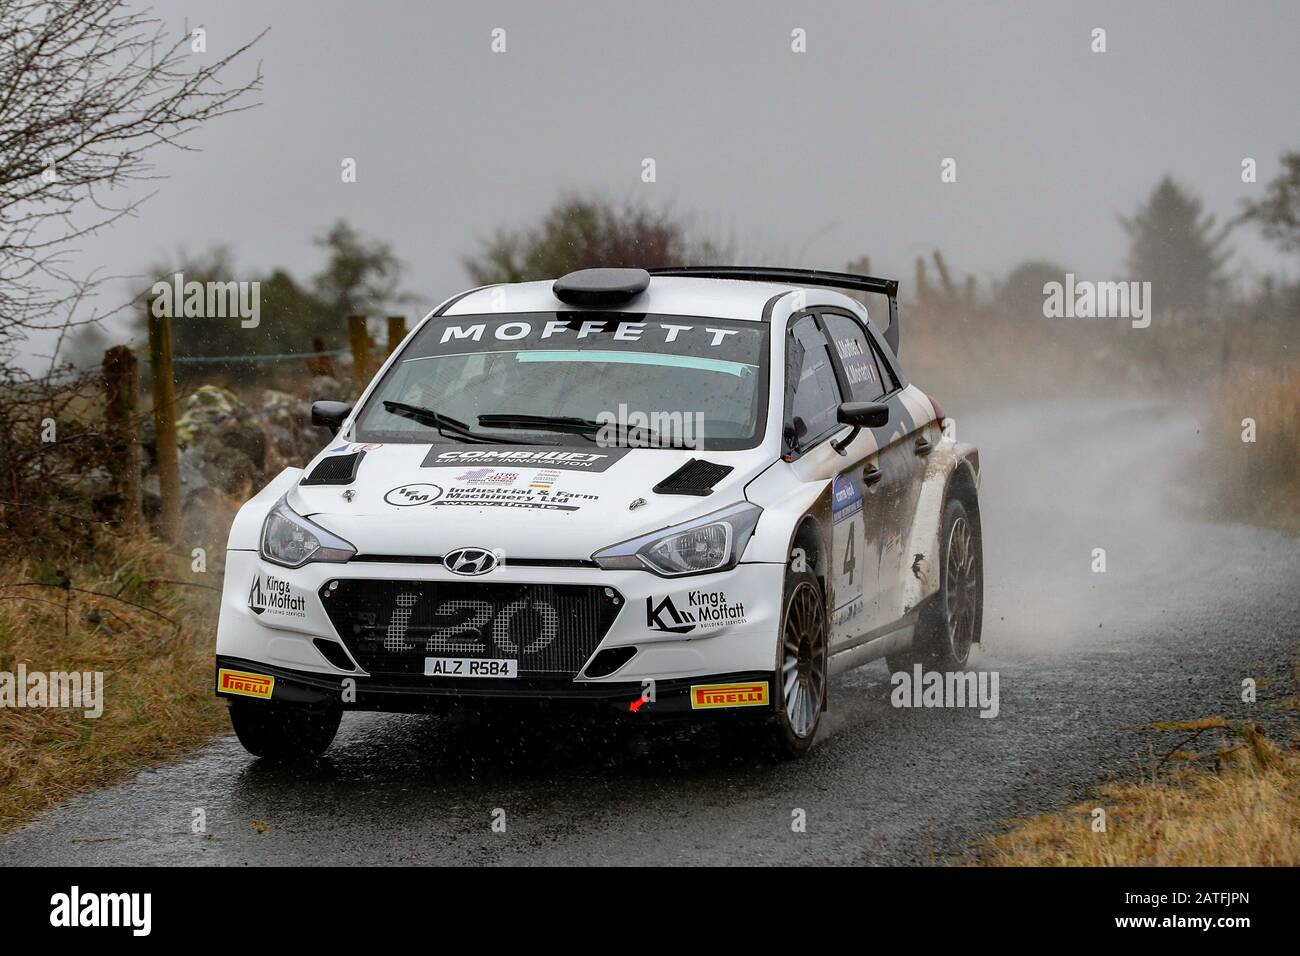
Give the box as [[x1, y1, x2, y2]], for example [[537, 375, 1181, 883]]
[[217, 655, 775, 718], [215, 549, 786, 708]]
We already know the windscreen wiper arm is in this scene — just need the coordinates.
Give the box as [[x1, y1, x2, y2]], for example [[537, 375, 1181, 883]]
[[381, 401, 546, 445], [478, 413, 676, 447]]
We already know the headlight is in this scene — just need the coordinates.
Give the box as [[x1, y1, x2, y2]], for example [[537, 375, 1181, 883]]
[[260, 497, 356, 568], [592, 501, 762, 577]]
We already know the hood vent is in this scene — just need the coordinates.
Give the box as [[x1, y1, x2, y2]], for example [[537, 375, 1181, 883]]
[[652, 458, 733, 497], [301, 450, 365, 486]]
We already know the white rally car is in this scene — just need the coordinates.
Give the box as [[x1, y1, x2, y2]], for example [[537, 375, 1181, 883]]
[[215, 267, 982, 758]]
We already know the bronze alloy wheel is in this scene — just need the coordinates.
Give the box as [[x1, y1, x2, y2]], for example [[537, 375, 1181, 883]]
[[944, 513, 979, 663], [780, 578, 827, 739]]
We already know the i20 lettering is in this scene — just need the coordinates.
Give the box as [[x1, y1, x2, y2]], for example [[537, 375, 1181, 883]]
[[384, 593, 559, 657]]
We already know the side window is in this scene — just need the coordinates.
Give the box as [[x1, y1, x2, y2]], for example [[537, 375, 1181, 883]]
[[787, 316, 843, 447], [822, 313, 886, 401]]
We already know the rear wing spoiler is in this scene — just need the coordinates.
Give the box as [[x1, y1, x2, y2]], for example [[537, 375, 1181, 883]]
[[647, 266, 901, 355]]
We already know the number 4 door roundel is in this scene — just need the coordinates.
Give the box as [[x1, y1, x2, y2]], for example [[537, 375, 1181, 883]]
[[829, 472, 878, 646]]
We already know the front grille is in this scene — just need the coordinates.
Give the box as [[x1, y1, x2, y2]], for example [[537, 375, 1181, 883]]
[[320, 579, 623, 678]]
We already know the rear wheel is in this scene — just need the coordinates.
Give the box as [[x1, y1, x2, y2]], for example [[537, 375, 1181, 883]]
[[886, 497, 982, 673], [228, 700, 341, 760], [770, 570, 828, 758]]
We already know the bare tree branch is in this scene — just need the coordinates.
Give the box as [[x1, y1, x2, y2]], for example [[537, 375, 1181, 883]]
[[0, 0, 263, 364]]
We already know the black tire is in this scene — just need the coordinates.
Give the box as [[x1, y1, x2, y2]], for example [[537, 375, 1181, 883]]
[[768, 570, 828, 758], [886, 497, 982, 673], [228, 700, 341, 759]]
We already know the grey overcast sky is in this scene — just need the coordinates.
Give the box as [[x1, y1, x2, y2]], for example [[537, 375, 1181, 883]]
[[37, 0, 1300, 358]]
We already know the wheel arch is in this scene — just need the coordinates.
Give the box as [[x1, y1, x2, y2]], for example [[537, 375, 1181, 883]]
[[789, 512, 830, 604], [784, 498, 833, 716], [899, 440, 981, 616], [944, 451, 981, 544]]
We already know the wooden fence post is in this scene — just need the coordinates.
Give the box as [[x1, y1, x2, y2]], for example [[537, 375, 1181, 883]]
[[102, 346, 141, 527], [147, 308, 181, 543], [386, 316, 407, 356], [348, 315, 372, 393], [306, 336, 337, 379]]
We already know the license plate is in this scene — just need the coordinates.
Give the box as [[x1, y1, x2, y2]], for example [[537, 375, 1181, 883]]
[[424, 657, 518, 678]]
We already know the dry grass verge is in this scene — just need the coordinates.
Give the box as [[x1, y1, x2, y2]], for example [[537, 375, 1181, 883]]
[[1200, 362, 1300, 534], [0, 532, 225, 835], [976, 719, 1300, 866]]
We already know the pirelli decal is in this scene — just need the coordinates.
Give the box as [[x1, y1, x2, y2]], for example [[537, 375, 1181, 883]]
[[217, 668, 275, 700], [690, 681, 769, 710]]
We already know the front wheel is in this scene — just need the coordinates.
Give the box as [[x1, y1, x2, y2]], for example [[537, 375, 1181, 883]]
[[769, 570, 828, 758], [228, 700, 341, 760]]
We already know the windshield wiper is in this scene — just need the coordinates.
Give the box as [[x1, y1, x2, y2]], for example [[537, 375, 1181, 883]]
[[381, 401, 547, 445], [479, 412, 693, 448]]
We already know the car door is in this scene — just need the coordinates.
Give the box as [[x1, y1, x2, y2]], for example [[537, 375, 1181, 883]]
[[854, 323, 931, 629], [784, 313, 884, 649], [817, 310, 894, 640]]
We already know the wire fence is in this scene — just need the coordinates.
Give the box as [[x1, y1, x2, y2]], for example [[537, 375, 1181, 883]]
[[5, 313, 398, 541], [170, 348, 348, 365], [21, 348, 349, 383]]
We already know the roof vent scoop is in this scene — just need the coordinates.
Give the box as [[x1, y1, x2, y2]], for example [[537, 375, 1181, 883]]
[[553, 268, 650, 307], [652, 458, 734, 497]]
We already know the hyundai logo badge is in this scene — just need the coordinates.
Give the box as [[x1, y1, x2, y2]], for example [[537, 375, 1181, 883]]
[[443, 547, 498, 576]]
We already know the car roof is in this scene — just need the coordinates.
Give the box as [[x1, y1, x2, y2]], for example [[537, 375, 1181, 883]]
[[438, 276, 866, 323]]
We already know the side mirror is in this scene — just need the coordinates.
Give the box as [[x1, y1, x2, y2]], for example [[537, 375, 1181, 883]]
[[311, 401, 353, 430], [830, 401, 889, 456], [837, 401, 889, 429]]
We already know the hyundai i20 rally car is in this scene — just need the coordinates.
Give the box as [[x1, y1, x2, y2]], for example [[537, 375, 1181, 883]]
[[215, 266, 982, 758]]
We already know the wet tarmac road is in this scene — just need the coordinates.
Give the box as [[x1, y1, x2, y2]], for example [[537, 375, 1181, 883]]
[[2, 401, 1297, 865]]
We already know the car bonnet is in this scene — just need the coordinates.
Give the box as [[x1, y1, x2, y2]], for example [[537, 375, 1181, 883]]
[[287, 441, 769, 560]]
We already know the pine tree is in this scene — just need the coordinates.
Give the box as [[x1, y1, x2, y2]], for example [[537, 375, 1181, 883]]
[[1120, 177, 1232, 314], [1240, 152, 1300, 256]]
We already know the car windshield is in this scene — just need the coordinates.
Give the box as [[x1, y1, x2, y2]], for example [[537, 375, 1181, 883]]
[[353, 312, 769, 450]]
